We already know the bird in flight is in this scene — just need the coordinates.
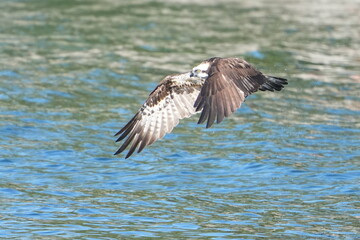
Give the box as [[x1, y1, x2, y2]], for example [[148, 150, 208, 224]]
[[114, 57, 287, 158]]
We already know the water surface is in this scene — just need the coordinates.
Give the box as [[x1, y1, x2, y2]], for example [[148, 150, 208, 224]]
[[0, 0, 359, 239]]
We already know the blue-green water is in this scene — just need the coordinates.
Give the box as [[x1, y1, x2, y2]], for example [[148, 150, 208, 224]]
[[1, 0, 359, 239]]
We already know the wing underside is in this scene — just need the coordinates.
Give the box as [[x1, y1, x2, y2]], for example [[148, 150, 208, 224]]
[[114, 77, 202, 158]]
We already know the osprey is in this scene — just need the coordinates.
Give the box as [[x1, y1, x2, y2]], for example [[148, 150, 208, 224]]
[[114, 57, 287, 158]]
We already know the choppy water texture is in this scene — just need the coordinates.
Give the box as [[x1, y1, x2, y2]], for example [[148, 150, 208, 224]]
[[1, 0, 360, 239]]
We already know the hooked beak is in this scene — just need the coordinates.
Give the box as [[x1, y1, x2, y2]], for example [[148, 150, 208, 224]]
[[190, 72, 194, 77]]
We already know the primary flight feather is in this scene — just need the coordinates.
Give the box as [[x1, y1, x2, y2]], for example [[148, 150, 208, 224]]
[[114, 57, 287, 158]]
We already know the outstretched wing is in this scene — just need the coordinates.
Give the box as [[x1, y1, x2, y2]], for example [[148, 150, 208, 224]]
[[194, 58, 286, 128], [114, 74, 203, 158]]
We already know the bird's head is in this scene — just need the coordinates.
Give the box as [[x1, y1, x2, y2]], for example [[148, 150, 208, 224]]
[[190, 61, 210, 79]]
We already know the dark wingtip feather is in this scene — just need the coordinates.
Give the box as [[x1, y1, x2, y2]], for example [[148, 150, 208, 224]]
[[114, 148, 123, 155], [114, 113, 139, 137], [198, 102, 209, 124], [114, 144, 128, 156], [206, 97, 217, 128], [206, 120, 214, 128], [125, 145, 137, 158], [259, 76, 288, 92]]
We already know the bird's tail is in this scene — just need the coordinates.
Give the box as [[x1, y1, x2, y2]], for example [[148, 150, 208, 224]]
[[259, 76, 288, 92]]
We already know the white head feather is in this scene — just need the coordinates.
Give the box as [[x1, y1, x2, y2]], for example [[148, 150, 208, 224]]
[[191, 62, 210, 79]]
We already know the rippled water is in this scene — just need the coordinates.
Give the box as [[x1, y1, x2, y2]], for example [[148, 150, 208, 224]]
[[1, 0, 359, 238]]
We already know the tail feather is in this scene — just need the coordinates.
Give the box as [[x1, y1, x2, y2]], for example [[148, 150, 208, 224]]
[[259, 76, 288, 92]]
